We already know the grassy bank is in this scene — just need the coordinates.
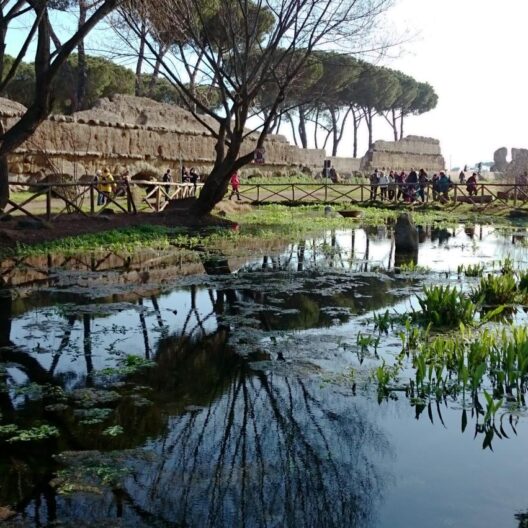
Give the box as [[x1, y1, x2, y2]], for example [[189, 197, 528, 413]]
[[2, 202, 525, 259]]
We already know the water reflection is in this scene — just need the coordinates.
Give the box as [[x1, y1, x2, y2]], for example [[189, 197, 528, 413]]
[[3, 223, 528, 527], [1, 309, 391, 527]]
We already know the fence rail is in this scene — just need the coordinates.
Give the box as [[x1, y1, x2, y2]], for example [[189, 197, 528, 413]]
[[3, 180, 528, 223], [3, 180, 203, 221]]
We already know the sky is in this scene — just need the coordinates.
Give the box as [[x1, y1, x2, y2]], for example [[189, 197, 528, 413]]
[[376, 0, 527, 168], [5, 0, 527, 169]]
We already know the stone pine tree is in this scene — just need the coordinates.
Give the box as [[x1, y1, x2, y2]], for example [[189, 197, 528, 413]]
[[0, 0, 122, 211], [122, 0, 393, 216]]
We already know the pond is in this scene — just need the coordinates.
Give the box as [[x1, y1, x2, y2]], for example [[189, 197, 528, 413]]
[[2, 222, 528, 527]]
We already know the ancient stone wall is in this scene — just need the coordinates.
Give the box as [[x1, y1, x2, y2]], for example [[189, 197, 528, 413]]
[[1, 96, 443, 182], [329, 156, 361, 175], [3, 95, 329, 181], [490, 147, 528, 180], [360, 136, 445, 173]]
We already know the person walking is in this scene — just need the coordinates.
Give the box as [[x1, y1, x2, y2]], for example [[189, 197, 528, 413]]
[[190, 168, 200, 193], [405, 169, 418, 203], [369, 169, 379, 200], [94, 170, 105, 206], [437, 171, 451, 202], [418, 169, 428, 203], [103, 168, 115, 199], [379, 171, 389, 200], [229, 170, 241, 201], [466, 172, 478, 196], [388, 171, 396, 201], [395, 171, 405, 201], [163, 168, 172, 183]]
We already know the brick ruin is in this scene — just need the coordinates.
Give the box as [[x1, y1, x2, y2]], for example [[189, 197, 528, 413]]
[[1, 95, 446, 182], [360, 136, 446, 173]]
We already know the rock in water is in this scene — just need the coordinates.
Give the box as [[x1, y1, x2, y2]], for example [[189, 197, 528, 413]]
[[394, 213, 418, 253]]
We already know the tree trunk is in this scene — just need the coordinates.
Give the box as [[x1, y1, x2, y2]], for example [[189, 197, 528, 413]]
[[287, 112, 298, 146], [391, 108, 398, 141], [330, 107, 338, 157], [76, 1, 88, 111], [313, 107, 320, 149], [366, 109, 374, 149], [0, 153, 8, 210], [298, 107, 308, 149], [135, 22, 146, 96], [400, 113, 405, 140], [351, 107, 361, 158], [0, 286, 11, 347], [190, 163, 233, 216]]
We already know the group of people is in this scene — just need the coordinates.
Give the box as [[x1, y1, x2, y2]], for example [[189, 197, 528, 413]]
[[181, 166, 200, 185], [368, 168, 479, 203]]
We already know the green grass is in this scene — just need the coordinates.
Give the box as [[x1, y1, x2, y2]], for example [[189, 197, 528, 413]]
[[4, 202, 528, 258]]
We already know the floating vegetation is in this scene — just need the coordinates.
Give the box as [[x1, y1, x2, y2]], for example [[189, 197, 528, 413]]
[[0, 424, 60, 443], [373, 310, 392, 334], [97, 355, 156, 378]]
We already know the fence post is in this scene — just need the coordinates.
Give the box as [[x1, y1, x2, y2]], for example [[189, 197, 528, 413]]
[[46, 187, 52, 221], [291, 184, 295, 203], [514, 185, 518, 207], [156, 185, 161, 211], [257, 184, 260, 203], [89, 184, 95, 214], [454, 184, 457, 203], [324, 184, 328, 203], [360, 184, 364, 202]]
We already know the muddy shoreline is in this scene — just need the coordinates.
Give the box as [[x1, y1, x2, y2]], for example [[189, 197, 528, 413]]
[[0, 204, 234, 250]]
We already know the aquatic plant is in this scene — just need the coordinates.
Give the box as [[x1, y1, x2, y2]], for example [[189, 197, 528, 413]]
[[373, 310, 391, 334], [457, 263, 484, 277], [2, 424, 60, 443], [356, 332, 380, 361], [472, 273, 517, 307], [416, 285, 477, 328]]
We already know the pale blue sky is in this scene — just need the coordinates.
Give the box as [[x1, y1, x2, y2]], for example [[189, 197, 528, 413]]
[[6, 0, 525, 168], [380, 0, 526, 168]]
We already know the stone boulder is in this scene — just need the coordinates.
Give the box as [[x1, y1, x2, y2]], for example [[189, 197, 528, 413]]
[[394, 213, 419, 253], [491, 147, 508, 172]]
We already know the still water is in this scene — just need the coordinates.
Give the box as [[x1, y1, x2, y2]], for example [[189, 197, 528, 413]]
[[2, 224, 528, 527]]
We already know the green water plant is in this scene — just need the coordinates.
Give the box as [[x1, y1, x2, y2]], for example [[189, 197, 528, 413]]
[[457, 263, 484, 277], [415, 285, 478, 328], [472, 273, 518, 307], [373, 310, 392, 334]]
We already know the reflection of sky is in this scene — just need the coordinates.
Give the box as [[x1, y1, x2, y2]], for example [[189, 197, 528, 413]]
[[372, 396, 528, 528], [9, 288, 219, 386], [251, 226, 528, 273]]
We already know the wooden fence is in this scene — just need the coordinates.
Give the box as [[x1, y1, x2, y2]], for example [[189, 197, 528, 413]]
[[235, 182, 528, 211], [3, 180, 202, 222], [3, 180, 528, 223]]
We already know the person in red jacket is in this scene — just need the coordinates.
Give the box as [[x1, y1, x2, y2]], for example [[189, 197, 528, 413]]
[[229, 170, 241, 200]]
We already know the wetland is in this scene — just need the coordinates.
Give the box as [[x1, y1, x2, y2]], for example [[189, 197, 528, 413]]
[[3, 207, 528, 527]]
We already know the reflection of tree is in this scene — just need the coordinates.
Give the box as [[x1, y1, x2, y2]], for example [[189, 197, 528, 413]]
[[2, 254, 398, 526], [58, 364, 388, 528], [124, 370, 386, 528]]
